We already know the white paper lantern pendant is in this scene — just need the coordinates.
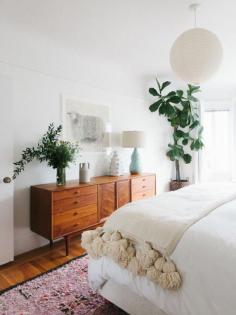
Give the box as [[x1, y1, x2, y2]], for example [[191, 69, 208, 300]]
[[170, 3, 223, 84]]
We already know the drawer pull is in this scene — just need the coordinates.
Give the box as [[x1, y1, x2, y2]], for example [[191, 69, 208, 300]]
[[143, 193, 146, 197], [142, 185, 146, 189], [74, 201, 79, 205], [142, 178, 146, 182], [73, 223, 78, 228], [74, 191, 79, 195], [73, 212, 78, 216]]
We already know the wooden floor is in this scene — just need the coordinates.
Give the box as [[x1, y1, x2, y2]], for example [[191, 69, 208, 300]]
[[0, 236, 85, 292]]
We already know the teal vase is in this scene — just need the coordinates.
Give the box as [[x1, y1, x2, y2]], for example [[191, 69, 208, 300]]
[[129, 148, 142, 174]]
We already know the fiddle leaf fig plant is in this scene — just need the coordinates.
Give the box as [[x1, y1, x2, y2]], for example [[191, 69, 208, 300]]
[[149, 79, 204, 181]]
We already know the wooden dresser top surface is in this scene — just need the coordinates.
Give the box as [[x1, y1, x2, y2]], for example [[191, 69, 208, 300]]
[[31, 173, 156, 192]]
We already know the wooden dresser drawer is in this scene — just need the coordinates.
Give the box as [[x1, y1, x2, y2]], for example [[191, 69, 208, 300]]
[[117, 180, 131, 208], [53, 204, 98, 238], [53, 185, 97, 201], [53, 193, 97, 214], [98, 182, 116, 220], [132, 189, 155, 202], [132, 175, 156, 193]]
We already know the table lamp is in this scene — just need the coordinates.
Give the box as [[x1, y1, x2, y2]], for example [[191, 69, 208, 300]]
[[122, 131, 146, 174]]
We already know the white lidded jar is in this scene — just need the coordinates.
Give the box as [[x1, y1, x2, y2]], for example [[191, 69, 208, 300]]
[[79, 163, 91, 183]]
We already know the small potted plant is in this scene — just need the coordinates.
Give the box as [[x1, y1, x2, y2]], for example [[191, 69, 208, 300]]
[[13, 123, 80, 185], [148, 79, 204, 190]]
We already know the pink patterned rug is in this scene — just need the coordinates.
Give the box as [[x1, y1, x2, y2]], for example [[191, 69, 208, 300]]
[[0, 255, 127, 315]]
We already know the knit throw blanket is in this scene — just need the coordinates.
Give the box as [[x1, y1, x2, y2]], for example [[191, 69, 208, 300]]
[[82, 183, 236, 290]]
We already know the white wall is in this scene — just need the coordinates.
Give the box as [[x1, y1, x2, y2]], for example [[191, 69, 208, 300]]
[[0, 21, 172, 255]]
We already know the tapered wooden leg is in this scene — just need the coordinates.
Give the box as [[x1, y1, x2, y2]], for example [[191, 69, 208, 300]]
[[65, 236, 70, 256], [49, 240, 53, 249]]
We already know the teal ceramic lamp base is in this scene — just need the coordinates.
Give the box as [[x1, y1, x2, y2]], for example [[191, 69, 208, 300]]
[[122, 130, 145, 175], [129, 147, 142, 174]]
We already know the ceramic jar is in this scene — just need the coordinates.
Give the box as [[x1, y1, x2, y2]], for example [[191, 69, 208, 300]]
[[79, 163, 91, 183]]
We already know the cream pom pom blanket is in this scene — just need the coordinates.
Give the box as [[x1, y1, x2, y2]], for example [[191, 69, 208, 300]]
[[82, 183, 236, 290]]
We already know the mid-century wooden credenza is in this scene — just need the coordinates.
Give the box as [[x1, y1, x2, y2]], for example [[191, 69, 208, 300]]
[[30, 173, 156, 255]]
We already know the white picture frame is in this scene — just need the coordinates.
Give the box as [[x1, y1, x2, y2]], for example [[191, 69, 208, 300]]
[[62, 96, 110, 152]]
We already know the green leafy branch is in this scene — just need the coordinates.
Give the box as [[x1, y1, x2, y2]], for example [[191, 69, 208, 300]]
[[13, 123, 80, 179]]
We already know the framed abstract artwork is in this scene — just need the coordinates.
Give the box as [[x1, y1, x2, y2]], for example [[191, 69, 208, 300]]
[[62, 97, 110, 152]]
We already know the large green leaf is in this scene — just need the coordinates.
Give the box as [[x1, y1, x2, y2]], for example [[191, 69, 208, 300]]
[[183, 154, 192, 164], [168, 96, 181, 104], [149, 99, 162, 112], [188, 84, 201, 95], [161, 81, 171, 91], [170, 116, 180, 127], [176, 90, 184, 97], [166, 91, 176, 98], [198, 139, 204, 149], [149, 88, 159, 96], [167, 150, 176, 161], [175, 129, 185, 138], [190, 139, 204, 151], [190, 141, 195, 150], [165, 103, 176, 117], [173, 144, 183, 155], [180, 111, 190, 128], [159, 103, 166, 115], [192, 85, 200, 93]]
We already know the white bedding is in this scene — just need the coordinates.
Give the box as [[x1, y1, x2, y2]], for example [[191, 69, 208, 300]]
[[104, 183, 236, 256], [88, 183, 236, 315]]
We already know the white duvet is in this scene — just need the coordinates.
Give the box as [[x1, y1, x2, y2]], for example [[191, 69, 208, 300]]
[[88, 183, 236, 315], [104, 183, 236, 256]]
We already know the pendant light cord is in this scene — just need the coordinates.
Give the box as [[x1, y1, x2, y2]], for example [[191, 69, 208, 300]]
[[194, 7, 197, 27], [189, 3, 200, 28]]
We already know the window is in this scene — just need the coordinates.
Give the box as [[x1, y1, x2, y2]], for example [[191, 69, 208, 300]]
[[199, 101, 234, 182]]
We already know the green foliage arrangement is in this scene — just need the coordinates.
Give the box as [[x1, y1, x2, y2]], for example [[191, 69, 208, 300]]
[[13, 123, 79, 179], [149, 79, 204, 181]]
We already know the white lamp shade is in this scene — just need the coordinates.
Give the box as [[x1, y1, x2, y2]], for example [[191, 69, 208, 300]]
[[122, 131, 146, 148], [170, 28, 223, 84]]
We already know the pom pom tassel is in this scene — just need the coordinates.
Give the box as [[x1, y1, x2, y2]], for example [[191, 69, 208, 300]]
[[159, 272, 181, 290], [81, 227, 182, 290]]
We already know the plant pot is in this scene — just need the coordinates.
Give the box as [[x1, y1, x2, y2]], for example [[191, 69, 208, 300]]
[[169, 179, 189, 191], [57, 167, 66, 186]]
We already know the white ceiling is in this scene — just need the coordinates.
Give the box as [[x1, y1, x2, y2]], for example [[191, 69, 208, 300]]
[[1, 0, 236, 94]]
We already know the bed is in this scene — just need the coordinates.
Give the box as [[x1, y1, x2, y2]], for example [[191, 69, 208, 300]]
[[83, 183, 236, 315]]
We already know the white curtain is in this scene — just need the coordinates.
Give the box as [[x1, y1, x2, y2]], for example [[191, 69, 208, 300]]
[[197, 99, 235, 183]]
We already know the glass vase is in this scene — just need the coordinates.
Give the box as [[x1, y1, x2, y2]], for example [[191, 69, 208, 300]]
[[56, 167, 66, 186]]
